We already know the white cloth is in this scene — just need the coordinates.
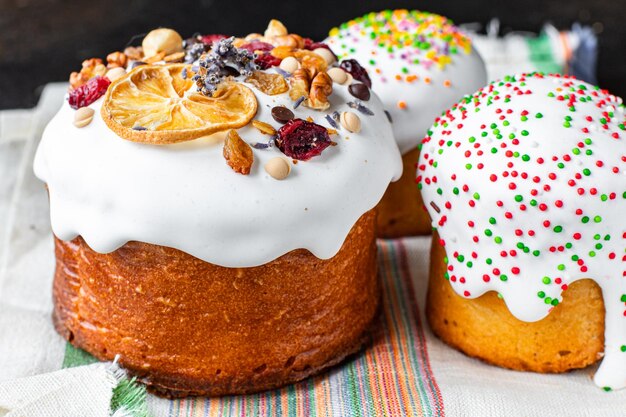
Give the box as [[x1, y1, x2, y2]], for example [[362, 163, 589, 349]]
[[0, 364, 117, 417], [1, 69, 624, 416]]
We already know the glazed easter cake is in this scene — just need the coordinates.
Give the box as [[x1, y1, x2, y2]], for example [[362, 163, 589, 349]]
[[34, 20, 402, 396], [326, 10, 487, 237], [419, 72, 625, 390]]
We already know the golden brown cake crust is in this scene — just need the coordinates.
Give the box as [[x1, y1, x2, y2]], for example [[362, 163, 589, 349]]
[[53, 210, 379, 397], [376, 147, 431, 238], [426, 232, 605, 373]]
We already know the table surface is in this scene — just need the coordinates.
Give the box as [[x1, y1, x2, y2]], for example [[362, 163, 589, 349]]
[[1, 0, 625, 109], [0, 83, 625, 417]]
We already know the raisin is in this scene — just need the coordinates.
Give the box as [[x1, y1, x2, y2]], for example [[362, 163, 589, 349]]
[[276, 119, 331, 161], [340, 59, 372, 88], [68, 76, 111, 109], [223, 130, 254, 175]]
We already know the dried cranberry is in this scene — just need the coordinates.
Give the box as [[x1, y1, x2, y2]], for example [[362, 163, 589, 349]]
[[239, 41, 275, 54], [200, 34, 228, 45], [340, 59, 372, 88], [68, 76, 111, 109], [255, 53, 282, 70], [276, 119, 331, 161], [303, 37, 314, 49]]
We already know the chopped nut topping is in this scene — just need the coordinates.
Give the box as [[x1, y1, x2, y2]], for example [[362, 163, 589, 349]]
[[223, 130, 254, 175]]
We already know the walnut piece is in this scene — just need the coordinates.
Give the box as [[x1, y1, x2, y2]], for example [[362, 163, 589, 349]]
[[106, 51, 128, 69], [223, 130, 254, 175], [69, 58, 106, 89], [289, 68, 311, 101], [308, 72, 333, 110]]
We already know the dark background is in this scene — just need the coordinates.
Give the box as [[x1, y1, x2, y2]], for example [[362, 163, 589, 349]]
[[1, 0, 625, 109]]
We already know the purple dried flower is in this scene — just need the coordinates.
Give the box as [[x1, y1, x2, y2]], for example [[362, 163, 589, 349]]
[[347, 101, 374, 116]]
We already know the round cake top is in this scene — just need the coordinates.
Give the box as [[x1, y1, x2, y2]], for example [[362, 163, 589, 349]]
[[418, 72, 625, 390], [34, 21, 402, 268], [326, 9, 487, 154]]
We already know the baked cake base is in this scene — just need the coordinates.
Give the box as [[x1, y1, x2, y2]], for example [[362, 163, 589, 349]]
[[376, 147, 432, 238], [426, 233, 605, 373], [53, 210, 379, 397]]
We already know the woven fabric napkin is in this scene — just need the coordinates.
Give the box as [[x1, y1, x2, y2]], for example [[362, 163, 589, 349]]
[[0, 29, 622, 416]]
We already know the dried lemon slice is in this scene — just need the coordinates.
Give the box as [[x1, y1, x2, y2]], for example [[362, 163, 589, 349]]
[[101, 64, 258, 144]]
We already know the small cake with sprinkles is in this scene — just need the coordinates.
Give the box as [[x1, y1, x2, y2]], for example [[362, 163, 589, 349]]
[[419, 72, 625, 390], [326, 9, 487, 237], [34, 20, 402, 396]]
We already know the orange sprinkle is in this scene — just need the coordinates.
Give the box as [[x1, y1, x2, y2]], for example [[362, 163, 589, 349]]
[[397, 100, 407, 109], [424, 77, 431, 84], [444, 80, 451, 87], [406, 75, 418, 83], [395, 74, 403, 81], [375, 68, 382, 74]]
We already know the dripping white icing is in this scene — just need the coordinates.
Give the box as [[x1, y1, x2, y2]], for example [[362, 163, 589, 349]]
[[34, 70, 402, 268], [325, 10, 487, 154], [419, 73, 626, 390]]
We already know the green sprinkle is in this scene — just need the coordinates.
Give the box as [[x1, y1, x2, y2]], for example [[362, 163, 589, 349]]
[[521, 130, 529, 136], [554, 225, 563, 233], [542, 276, 551, 284], [489, 217, 496, 225]]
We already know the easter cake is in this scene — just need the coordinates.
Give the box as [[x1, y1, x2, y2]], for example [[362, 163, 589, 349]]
[[34, 21, 402, 396], [419, 72, 625, 390], [326, 10, 487, 237]]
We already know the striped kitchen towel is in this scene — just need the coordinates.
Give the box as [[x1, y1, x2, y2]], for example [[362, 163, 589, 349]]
[[58, 239, 443, 417], [2, 66, 626, 417]]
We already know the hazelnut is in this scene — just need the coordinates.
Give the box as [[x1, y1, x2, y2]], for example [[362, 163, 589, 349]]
[[73, 107, 95, 128], [279, 56, 300, 73], [313, 48, 336, 65], [327, 67, 348, 84], [340, 111, 361, 133], [264, 157, 291, 180], [142, 28, 183, 58], [264, 19, 288, 38], [105, 67, 126, 82]]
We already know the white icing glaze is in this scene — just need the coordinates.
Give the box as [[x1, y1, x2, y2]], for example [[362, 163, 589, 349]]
[[418, 73, 626, 390], [34, 69, 402, 268], [325, 10, 487, 154]]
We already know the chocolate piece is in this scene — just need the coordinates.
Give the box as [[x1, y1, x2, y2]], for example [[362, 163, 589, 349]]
[[348, 83, 370, 101], [271, 106, 295, 124]]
